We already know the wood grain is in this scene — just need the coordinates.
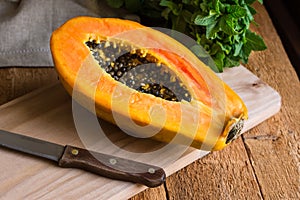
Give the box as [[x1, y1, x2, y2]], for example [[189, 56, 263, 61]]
[[242, 3, 300, 199], [165, 138, 263, 200], [0, 64, 280, 199], [0, 3, 298, 200], [130, 185, 167, 200], [158, 3, 299, 200]]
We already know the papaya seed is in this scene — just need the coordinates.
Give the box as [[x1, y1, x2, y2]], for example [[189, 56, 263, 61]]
[[86, 40, 192, 102]]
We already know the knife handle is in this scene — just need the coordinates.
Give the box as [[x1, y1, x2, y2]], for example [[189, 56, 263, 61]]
[[58, 145, 166, 188]]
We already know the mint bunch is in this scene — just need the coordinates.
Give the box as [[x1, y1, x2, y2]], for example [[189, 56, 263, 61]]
[[105, 0, 267, 72]]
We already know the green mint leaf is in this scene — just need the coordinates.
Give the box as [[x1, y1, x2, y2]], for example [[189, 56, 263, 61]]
[[106, 0, 124, 8], [171, 15, 187, 32], [245, 29, 267, 51], [210, 43, 221, 55], [159, 0, 181, 15], [182, 0, 192, 4], [194, 14, 217, 26], [108, 0, 267, 71], [212, 0, 220, 14], [233, 42, 243, 56], [218, 1, 226, 13], [206, 20, 219, 38], [219, 15, 238, 35], [227, 5, 247, 18], [182, 9, 193, 24], [161, 8, 172, 20], [240, 44, 252, 63], [246, 5, 257, 15], [213, 51, 225, 72], [224, 57, 240, 68], [217, 41, 232, 54], [243, 4, 254, 21], [223, 35, 234, 45], [200, 1, 209, 13], [232, 0, 239, 4]]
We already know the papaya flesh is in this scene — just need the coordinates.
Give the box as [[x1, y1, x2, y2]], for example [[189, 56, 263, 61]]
[[50, 17, 248, 151]]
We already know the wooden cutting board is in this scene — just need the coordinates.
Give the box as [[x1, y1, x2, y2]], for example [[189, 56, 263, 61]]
[[0, 66, 281, 199]]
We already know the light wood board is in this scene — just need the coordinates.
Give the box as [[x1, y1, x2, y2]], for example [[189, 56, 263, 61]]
[[0, 65, 281, 199]]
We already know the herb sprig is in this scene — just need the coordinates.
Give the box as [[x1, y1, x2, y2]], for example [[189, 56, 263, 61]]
[[105, 0, 266, 72]]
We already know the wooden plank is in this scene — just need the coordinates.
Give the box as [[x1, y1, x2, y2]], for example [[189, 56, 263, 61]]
[[165, 138, 263, 199], [0, 64, 281, 199], [0, 84, 149, 199], [153, 3, 299, 200], [0, 5, 288, 199], [242, 3, 300, 199], [129, 185, 167, 200], [162, 64, 282, 200]]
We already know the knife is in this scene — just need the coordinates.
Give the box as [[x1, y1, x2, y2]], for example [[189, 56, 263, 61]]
[[0, 129, 166, 188]]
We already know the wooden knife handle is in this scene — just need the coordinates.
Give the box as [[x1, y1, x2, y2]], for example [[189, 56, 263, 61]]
[[58, 145, 166, 188]]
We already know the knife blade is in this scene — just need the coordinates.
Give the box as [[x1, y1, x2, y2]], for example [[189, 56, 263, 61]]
[[0, 129, 166, 188]]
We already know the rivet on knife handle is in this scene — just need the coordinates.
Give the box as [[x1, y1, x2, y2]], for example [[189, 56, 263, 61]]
[[58, 145, 166, 188]]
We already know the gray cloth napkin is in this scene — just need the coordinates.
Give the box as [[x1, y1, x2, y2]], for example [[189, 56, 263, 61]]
[[0, 0, 128, 67]]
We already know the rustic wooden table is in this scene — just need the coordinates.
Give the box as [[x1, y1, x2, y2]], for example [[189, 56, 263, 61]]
[[0, 3, 299, 200]]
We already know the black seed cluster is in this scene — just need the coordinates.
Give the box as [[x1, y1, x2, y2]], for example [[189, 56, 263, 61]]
[[137, 83, 179, 101], [86, 39, 191, 102]]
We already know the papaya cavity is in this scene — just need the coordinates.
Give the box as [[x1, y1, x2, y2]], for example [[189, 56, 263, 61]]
[[86, 39, 191, 102]]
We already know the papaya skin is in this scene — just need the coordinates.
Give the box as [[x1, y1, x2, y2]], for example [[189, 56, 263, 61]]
[[50, 16, 248, 151]]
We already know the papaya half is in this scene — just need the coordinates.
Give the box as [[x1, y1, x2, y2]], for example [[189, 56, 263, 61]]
[[50, 17, 248, 151]]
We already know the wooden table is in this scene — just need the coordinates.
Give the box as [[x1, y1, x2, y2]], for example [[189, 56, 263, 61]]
[[0, 3, 299, 199]]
